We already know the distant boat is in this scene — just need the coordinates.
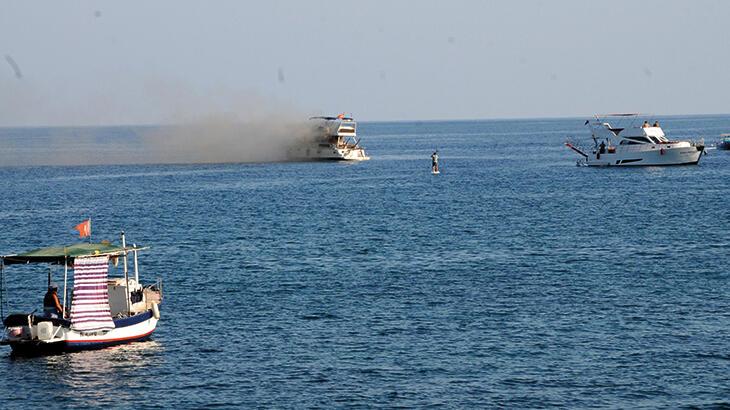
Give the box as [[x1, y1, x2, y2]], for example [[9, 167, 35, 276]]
[[287, 115, 370, 161], [717, 134, 730, 150], [566, 114, 705, 166], [1, 232, 162, 355]]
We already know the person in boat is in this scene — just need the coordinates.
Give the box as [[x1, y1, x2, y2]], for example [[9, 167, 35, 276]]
[[431, 151, 439, 173], [43, 284, 64, 318], [596, 140, 606, 159], [642, 121, 650, 128], [653, 120, 660, 127]]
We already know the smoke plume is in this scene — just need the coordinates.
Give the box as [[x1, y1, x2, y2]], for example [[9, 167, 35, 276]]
[[0, 80, 325, 166], [138, 113, 317, 164]]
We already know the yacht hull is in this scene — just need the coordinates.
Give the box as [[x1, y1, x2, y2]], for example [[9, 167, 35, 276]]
[[287, 145, 370, 161], [585, 146, 703, 167]]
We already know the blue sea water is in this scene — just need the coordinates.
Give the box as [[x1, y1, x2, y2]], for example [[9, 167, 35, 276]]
[[0, 116, 729, 408]]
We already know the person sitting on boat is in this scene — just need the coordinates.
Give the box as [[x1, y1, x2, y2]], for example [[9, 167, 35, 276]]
[[653, 120, 660, 127], [43, 284, 64, 318], [642, 121, 650, 128], [431, 151, 439, 172]]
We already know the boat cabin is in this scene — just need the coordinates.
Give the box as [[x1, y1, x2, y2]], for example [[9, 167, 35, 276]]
[[588, 115, 670, 146], [336, 119, 356, 137], [309, 116, 359, 149], [617, 126, 670, 145]]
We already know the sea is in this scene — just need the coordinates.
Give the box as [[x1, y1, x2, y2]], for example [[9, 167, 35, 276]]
[[0, 115, 728, 408]]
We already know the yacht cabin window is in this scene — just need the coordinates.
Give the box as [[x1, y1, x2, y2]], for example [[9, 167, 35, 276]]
[[624, 136, 652, 144]]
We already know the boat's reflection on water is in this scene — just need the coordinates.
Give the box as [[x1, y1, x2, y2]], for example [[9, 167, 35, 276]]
[[13, 341, 164, 405]]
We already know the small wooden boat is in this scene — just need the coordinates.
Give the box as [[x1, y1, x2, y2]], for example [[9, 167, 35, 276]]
[[0, 232, 162, 355]]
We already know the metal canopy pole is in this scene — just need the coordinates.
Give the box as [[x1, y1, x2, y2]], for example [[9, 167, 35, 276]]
[[62, 256, 68, 318], [121, 231, 131, 316], [0, 259, 4, 319], [133, 243, 139, 284]]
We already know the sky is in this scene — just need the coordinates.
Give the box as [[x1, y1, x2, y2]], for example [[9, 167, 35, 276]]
[[1, 0, 729, 126]]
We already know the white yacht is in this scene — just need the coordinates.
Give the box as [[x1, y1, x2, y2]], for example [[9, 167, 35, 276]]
[[566, 114, 705, 166], [287, 115, 370, 161]]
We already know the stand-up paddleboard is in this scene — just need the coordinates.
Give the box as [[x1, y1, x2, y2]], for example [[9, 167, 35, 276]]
[[430, 150, 441, 175]]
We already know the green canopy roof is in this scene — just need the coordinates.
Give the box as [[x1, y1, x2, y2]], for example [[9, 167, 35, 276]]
[[2, 243, 134, 265]]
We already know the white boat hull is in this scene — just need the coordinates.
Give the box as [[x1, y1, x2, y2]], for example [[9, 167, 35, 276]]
[[584, 145, 703, 167], [287, 144, 370, 161], [3, 309, 159, 355]]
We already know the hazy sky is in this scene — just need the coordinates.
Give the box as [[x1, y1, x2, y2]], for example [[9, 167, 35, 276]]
[[1, 0, 729, 125]]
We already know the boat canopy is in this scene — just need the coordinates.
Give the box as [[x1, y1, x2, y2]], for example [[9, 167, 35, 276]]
[[309, 116, 354, 121], [1, 242, 143, 265]]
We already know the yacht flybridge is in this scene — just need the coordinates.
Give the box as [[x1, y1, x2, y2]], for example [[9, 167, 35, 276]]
[[287, 115, 370, 161], [566, 114, 705, 166], [0, 232, 162, 355]]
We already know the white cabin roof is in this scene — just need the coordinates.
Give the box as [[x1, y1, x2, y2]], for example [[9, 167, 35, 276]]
[[622, 126, 665, 139], [588, 119, 670, 144]]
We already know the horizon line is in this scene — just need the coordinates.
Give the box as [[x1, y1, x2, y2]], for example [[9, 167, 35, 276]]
[[1, 112, 729, 128]]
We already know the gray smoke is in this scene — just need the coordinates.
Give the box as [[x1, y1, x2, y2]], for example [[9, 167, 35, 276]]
[[0, 80, 327, 166], [133, 85, 323, 164], [138, 113, 319, 164]]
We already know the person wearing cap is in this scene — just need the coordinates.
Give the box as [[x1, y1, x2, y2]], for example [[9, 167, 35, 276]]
[[43, 284, 63, 317]]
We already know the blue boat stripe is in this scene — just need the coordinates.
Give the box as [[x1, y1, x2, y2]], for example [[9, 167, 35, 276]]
[[113, 310, 153, 328]]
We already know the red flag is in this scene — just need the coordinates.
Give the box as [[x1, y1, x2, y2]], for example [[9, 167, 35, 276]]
[[74, 219, 91, 238]]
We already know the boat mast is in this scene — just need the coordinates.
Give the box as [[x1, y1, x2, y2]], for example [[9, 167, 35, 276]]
[[121, 231, 131, 316]]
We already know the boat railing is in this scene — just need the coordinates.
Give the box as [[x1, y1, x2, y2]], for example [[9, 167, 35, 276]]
[[154, 278, 163, 300], [144, 278, 164, 301]]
